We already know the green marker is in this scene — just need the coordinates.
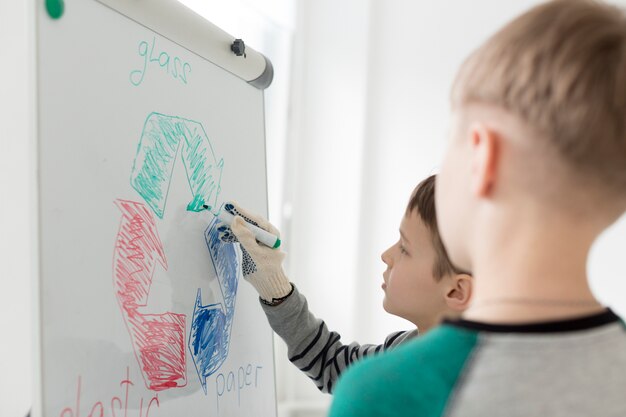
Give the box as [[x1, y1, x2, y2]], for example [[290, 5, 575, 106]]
[[203, 205, 281, 249]]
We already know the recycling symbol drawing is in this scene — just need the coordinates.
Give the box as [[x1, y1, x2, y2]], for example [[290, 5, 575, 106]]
[[112, 112, 241, 393]]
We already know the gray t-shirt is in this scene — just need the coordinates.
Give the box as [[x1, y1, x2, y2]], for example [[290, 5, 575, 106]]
[[329, 307, 626, 417]]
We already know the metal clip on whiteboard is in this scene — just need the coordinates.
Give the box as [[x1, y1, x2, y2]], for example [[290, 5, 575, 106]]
[[94, 0, 273, 89]]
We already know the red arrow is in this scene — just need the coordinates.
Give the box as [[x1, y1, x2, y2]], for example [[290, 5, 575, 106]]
[[113, 199, 186, 391]]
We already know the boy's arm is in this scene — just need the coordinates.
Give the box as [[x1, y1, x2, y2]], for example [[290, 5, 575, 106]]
[[219, 202, 417, 393], [262, 284, 417, 393]]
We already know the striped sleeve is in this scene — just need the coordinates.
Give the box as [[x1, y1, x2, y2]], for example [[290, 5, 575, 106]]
[[261, 285, 418, 394]]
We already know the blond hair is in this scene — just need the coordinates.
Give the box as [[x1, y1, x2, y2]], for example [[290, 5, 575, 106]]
[[453, 0, 626, 198]]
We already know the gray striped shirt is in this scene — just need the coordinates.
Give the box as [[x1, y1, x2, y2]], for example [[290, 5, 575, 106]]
[[261, 285, 418, 393]]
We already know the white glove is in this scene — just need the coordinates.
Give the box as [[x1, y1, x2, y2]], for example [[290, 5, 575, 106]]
[[217, 202, 292, 304]]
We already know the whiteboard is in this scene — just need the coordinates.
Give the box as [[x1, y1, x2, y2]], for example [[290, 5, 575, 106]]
[[34, 1, 277, 416]]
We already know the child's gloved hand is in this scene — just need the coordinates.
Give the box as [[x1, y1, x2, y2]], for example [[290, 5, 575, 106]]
[[217, 202, 292, 304]]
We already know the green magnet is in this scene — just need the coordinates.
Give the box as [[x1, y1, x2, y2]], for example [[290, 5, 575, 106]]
[[46, 0, 64, 19]]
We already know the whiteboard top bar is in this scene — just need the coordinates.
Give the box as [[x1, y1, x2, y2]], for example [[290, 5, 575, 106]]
[[95, 0, 273, 89]]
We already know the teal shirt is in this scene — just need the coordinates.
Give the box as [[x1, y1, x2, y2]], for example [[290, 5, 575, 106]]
[[329, 310, 626, 417], [329, 325, 477, 417]]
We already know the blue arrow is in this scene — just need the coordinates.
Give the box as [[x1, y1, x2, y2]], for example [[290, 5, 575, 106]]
[[188, 214, 241, 393]]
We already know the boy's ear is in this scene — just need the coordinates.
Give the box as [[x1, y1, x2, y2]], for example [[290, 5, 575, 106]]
[[469, 122, 500, 198], [445, 274, 473, 312]]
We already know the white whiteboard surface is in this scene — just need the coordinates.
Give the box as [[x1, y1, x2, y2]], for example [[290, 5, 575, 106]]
[[35, 1, 277, 416]]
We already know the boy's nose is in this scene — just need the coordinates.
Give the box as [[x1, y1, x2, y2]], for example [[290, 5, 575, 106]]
[[381, 247, 392, 265]]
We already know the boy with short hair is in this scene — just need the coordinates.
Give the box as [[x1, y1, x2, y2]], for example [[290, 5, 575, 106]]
[[329, 1, 626, 416], [222, 174, 472, 393]]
